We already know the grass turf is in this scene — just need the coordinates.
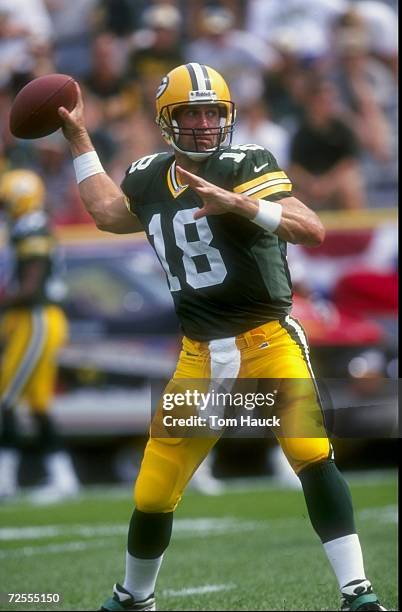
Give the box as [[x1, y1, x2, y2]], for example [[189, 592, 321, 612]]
[[0, 471, 397, 611]]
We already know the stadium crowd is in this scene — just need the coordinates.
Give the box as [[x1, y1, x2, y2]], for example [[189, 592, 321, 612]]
[[0, 0, 398, 226]]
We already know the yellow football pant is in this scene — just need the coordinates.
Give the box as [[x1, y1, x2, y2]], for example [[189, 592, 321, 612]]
[[0, 305, 68, 413], [135, 316, 331, 513]]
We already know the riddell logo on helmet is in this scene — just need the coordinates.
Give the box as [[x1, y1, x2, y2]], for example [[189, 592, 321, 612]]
[[189, 90, 217, 101]]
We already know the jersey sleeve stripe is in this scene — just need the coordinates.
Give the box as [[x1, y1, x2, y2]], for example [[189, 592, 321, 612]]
[[252, 183, 292, 199], [234, 170, 289, 193], [124, 195, 138, 217], [239, 177, 292, 197]]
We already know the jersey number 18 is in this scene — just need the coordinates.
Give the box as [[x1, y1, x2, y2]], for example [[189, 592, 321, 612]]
[[149, 210, 227, 291]]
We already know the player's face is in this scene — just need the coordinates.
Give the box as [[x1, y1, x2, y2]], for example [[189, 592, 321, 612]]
[[174, 104, 221, 152]]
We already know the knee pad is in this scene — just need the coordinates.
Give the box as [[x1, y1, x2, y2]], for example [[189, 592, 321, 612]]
[[280, 437, 332, 475], [134, 449, 183, 513]]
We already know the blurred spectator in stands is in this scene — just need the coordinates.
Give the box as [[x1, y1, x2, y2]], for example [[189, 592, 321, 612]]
[[0, 0, 52, 87], [0, 134, 9, 178], [246, 0, 347, 66], [331, 13, 393, 162], [26, 36, 56, 79], [30, 133, 91, 225], [44, 0, 97, 78], [95, 0, 148, 38], [185, 0, 245, 39], [126, 3, 184, 116], [0, 83, 13, 152], [352, 1, 398, 80], [80, 32, 144, 183], [261, 41, 315, 133], [85, 32, 138, 123], [233, 100, 290, 169], [185, 6, 279, 109], [289, 79, 366, 211], [329, 7, 397, 207], [0, 0, 51, 43]]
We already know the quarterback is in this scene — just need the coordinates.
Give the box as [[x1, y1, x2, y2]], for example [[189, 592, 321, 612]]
[[58, 63, 385, 611]]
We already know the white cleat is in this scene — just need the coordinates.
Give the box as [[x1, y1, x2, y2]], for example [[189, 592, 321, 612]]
[[29, 481, 80, 505], [189, 456, 224, 495], [269, 445, 301, 489]]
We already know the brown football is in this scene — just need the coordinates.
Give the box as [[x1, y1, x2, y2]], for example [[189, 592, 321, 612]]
[[9, 74, 77, 139]]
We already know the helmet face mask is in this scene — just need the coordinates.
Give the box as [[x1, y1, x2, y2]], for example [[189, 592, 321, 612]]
[[161, 100, 235, 155], [155, 63, 236, 160]]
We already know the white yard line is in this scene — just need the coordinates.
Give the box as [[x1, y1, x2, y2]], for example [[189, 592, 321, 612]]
[[0, 539, 109, 558], [0, 518, 265, 543], [0, 505, 398, 552], [162, 584, 235, 597], [357, 505, 398, 523], [0, 469, 396, 509], [0, 524, 127, 541]]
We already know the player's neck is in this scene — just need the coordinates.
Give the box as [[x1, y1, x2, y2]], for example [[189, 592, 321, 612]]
[[174, 152, 205, 175]]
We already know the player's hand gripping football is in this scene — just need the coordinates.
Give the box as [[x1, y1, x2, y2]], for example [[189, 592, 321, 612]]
[[176, 166, 256, 221], [57, 82, 88, 143]]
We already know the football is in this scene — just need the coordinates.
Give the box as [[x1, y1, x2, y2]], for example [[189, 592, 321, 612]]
[[9, 73, 77, 139]]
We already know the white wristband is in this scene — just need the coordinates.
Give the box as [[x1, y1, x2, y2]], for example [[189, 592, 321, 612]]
[[73, 151, 105, 184], [252, 199, 282, 232]]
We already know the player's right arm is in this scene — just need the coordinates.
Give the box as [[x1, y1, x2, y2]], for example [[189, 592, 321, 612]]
[[58, 83, 142, 234]]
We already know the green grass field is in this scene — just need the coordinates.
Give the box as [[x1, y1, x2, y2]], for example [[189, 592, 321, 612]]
[[0, 470, 398, 611]]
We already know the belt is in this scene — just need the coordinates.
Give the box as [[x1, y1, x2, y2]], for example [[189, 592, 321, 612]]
[[186, 321, 278, 352], [236, 326, 268, 350]]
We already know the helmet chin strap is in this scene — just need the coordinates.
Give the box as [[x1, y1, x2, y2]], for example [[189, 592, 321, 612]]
[[171, 140, 215, 161]]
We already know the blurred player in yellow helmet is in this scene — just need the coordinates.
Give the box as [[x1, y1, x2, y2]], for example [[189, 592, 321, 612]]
[[0, 168, 79, 502]]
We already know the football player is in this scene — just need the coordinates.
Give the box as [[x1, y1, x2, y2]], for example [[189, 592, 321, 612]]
[[0, 169, 79, 503], [58, 64, 385, 611]]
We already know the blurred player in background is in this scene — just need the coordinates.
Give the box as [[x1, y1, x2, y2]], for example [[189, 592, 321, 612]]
[[59, 63, 385, 611], [0, 169, 79, 503]]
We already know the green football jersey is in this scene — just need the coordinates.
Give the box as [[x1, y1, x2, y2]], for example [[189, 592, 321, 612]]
[[7, 211, 64, 308], [121, 144, 294, 341]]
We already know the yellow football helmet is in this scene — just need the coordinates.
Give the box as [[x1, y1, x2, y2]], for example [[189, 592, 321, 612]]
[[155, 63, 236, 160], [0, 169, 45, 219]]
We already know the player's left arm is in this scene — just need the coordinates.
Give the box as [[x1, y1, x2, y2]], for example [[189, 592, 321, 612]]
[[176, 166, 325, 247], [267, 194, 325, 246]]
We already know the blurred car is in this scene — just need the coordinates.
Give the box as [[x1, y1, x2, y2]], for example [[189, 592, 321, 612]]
[[63, 239, 179, 339], [52, 236, 181, 437]]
